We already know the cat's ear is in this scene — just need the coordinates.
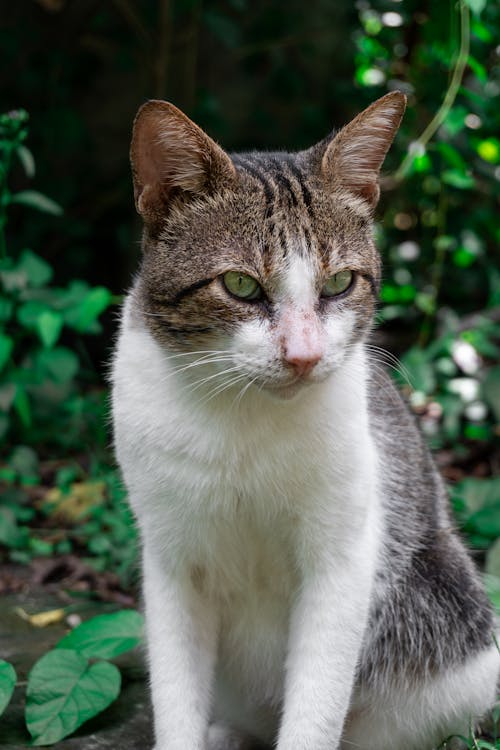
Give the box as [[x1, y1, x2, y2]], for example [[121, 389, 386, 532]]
[[130, 100, 236, 221], [320, 91, 406, 208]]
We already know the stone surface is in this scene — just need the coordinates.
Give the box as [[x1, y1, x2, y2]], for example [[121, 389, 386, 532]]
[[0, 587, 153, 748]]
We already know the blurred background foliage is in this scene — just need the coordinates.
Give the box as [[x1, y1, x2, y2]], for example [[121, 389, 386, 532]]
[[0, 0, 499, 598]]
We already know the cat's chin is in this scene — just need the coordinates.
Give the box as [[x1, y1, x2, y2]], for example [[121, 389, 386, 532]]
[[263, 379, 315, 401]]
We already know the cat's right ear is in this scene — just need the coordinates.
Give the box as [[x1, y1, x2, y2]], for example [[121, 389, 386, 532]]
[[314, 91, 406, 209], [130, 100, 236, 222]]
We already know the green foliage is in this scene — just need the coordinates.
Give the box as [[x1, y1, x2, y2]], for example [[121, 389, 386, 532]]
[[1, 609, 144, 745], [392, 313, 500, 450], [0, 110, 113, 452], [452, 476, 500, 545], [0, 111, 137, 579], [0, 463, 138, 584], [355, 1, 500, 519], [0, 660, 16, 717]]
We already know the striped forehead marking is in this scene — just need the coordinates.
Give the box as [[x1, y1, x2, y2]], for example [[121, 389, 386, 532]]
[[233, 155, 317, 260]]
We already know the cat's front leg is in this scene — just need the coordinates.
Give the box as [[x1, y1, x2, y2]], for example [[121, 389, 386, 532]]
[[276, 522, 377, 750], [142, 541, 217, 750]]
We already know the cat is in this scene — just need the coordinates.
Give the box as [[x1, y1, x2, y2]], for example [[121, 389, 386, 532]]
[[111, 92, 499, 750]]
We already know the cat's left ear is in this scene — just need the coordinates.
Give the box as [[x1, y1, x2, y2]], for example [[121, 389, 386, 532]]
[[320, 91, 406, 208], [130, 100, 236, 223]]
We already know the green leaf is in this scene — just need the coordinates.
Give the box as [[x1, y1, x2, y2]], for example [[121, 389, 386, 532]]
[[441, 170, 475, 189], [36, 347, 79, 383], [476, 138, 500, 165], [471, 18, 493, 42], [0, 332, 13, 372], [0, 660, 16, 717], [13, 386, 31, 428], [436, 142, 467, 171], [453, 247, 477, 267], [65, 287, 111, 332], [467, 54, 488, 82], [466, 504, 500, 538], [26, 649, 120, 745], [56, 610, 144, 659], [452, 477, 500, 539], [10, 445, 39, 478], [0, 296, 13, 322], [485, 538, 500, 579], [17, 249, 53, 287], [35, 310, 63, 348], [464, 0, 486, 16], [442, 106, 467, 136], [16, 144, 35, 178], [10, 190, 63, 216], [17, 300, 50, 328], [0, 507, 22, 547]]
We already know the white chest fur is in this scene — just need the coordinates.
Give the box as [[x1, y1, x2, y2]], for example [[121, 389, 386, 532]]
[[112, 299, 381, 749]]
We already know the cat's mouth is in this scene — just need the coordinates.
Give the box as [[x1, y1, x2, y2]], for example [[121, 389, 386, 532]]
[[264, 377, 316, 400]]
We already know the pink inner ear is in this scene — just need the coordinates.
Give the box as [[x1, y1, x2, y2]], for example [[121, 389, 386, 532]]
[[133, 112, 207, 204], [130, 100, 236, 219]]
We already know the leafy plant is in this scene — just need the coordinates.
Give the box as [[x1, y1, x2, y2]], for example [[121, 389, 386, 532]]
[[0, 109, 113, 452], [0, 461, 138, 585], [0, 609, 144, 745], [0, 110, 138, 578]]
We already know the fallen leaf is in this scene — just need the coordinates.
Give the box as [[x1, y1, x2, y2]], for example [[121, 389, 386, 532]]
[[15, 606, 66, 627], [43, 481, 105, 522]]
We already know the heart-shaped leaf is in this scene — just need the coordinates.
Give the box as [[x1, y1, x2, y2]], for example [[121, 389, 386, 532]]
[[0, 659, 16, 716], [26, 649, 120, 745], [56, 609, 144, 659]]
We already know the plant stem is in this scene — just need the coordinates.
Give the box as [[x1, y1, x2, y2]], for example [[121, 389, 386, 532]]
[[393, 0, 470, 182]]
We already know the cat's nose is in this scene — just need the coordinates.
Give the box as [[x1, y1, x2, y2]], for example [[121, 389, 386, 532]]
[[279, 306, 324, 377], [284, 351, 322, 377]]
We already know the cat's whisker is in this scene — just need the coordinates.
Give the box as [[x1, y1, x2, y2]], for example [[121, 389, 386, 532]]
[[152, 354, 235, 386], [230, 374, 260, 410], [196, 373, 249, 407], [365, 343, 413, 387], [187, 366, 242, 390], [163, 350, 231, 362], [165, 355, 234, 380]]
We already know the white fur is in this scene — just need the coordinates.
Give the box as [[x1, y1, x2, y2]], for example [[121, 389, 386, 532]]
[[343, 645, 500, 750]]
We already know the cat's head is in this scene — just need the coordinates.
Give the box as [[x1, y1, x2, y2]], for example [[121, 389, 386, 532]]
[[130, 93, 405, 400]]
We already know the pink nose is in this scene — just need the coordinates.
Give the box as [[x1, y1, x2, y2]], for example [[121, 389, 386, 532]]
[[284, 353, 322, 377]]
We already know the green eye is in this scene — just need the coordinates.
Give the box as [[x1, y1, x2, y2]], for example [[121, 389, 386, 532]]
[[321, 270, 353, 298], [223, 271, 262, 300]]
